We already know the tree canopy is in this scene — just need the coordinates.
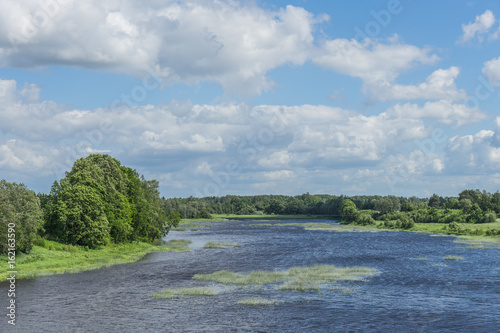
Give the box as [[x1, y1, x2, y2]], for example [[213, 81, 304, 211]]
[[42, 154, 179, 248], [0, 180, 44, 254]]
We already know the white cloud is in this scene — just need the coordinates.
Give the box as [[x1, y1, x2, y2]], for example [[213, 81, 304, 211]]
[[460, 9, 496, 42], [313, 37, 438, 89], [1, 77, 498, 196], [447, 127, 500, 172], [264, 170, 294, 180], [386, 100, 487, 126], [0, 1, 323, 96], [371, 67, 467, 102], [482, 56, 500, 83], [257, 150, 292, 169]]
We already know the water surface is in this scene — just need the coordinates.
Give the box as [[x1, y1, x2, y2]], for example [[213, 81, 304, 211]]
[[2, 220, 499, 332]]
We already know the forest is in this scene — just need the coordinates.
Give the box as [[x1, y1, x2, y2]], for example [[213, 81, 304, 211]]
[[1, 154, 499, 254], [161, 190, 500, 225]]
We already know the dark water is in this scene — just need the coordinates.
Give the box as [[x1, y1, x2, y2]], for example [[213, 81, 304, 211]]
[[1, 220, 499, 332]]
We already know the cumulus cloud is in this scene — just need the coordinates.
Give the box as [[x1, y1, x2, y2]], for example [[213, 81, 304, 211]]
[[313, 37, 438, 90], [370, 67, 467, 102], [386, 100, 487, 126], [482, 56, 500, 83], [0, 0, 323, 96], [446, 121, 500, 173], [460, 9, 496, 42], [0, 76, 496, 196]]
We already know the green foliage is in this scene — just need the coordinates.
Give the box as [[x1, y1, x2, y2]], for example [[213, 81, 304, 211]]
[[398, 216, 415, 229], [42, 154, 179, 248], [374, 196, 400, 214], [51, 184, 110, 248], [341, 199, 357, 222], [355, 211, 375, 225], [0, 180, 44, 254]]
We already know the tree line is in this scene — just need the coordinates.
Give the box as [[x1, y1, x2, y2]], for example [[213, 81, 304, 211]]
[[1, 154, 180, 254], [162, 192, 496, 219], [2, 153, 499, 254]]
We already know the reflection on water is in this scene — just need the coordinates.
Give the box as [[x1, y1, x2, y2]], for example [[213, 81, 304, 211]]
[[1, 220, 499, 332]]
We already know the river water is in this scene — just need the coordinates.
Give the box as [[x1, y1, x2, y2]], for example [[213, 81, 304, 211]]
[[1, 219, 499, 332]]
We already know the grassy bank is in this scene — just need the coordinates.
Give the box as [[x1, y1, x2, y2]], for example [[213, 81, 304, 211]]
[[0, 239, 191, 281]]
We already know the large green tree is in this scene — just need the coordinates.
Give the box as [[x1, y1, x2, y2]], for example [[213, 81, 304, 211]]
[[44, 154, 179, 248], [0, 180, 44, 254]]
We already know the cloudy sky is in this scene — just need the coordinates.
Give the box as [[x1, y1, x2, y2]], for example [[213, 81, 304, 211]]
[[1, 0, 500, 198]]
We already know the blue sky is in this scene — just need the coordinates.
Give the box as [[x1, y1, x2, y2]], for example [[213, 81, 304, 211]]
[[1, 0, 500, 198]]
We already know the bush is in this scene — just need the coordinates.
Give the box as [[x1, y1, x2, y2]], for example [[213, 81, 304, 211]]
[[398, 216, 415, 229], [355, 212, 375, 225]]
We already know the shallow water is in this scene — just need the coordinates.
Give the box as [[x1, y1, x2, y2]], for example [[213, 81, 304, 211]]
[[1, 219, 499, 332]]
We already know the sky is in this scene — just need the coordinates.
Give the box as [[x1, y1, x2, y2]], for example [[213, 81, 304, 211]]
[[0, 0, 500, 198]]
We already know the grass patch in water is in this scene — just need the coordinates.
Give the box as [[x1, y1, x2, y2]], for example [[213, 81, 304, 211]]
[[453, 237, 500, 250], [249, 223, 274, 227], [164, 239, 191, 252], [152, 287, 218, 299], [444, 255, 464, 261], [203, 242, 241, 249], [172, 227, 188, 231], [237, 297, 277, 305], [193, 264, 376, 291], [413, 257, 428, 261]]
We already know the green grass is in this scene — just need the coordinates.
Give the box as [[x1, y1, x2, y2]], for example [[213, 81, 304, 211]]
[[0, 239, 191, 280], [192, 264, 376, 291], [413, 257, 428, 261], [237, 297, 277, 305], [444, 255, 464, 261], [203, 242, 242, 249], [172, 227, 188, 231], [336, 220, 500, 240], [152, 287, 218, 299]]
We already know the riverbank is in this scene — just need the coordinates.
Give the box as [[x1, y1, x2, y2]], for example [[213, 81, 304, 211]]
[[0, 239, 191, 281]]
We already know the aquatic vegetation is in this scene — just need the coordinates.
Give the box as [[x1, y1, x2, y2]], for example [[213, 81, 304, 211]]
[[453, 237, 500, 250], [444, 255, 464, 261], [203, 242, 241, 249], [172, 227, 188, 231], [164, 239, 192, 252], [433, 263, 448, 267], [412, 257, 428, 261], [193, 264, 376, 292], [152, 287, 218, 299], [237, 298, 277, 305]]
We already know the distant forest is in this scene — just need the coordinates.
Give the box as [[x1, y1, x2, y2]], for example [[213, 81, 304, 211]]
[[161, 190, 500, 221]]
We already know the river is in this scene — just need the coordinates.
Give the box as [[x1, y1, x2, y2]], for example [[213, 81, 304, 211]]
[[2, 219, 499, 332]]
